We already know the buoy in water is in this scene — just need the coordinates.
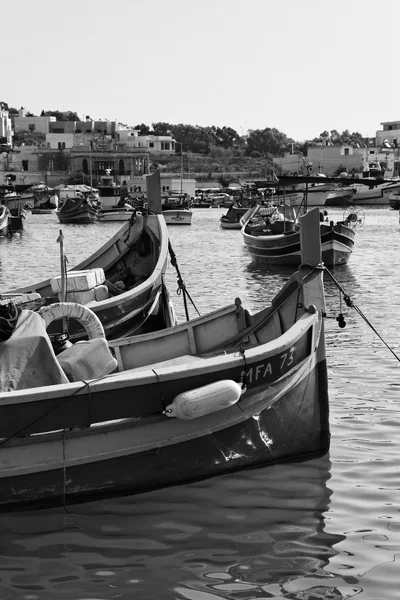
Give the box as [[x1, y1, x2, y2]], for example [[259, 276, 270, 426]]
[[164, 379, 243, 420]]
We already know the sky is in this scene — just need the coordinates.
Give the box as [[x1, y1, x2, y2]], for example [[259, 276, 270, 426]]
[[4, 0, 400, 142]]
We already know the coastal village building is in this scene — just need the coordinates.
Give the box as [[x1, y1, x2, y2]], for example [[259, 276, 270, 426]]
[[0, 103, 13, 147], [274, 127, 398, 178], [13, 107, 56, 134]]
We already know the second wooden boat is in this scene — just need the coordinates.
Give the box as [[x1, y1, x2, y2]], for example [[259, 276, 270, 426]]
[[5, 171, 176, 340]]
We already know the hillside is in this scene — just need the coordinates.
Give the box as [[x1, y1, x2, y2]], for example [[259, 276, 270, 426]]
[[149, 152, 275, 184]]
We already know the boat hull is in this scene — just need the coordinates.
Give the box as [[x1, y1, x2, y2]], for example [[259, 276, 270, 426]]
[[163, 210, 192, 225], [351, 182, 400, 205], [0, 347, 329, 511]]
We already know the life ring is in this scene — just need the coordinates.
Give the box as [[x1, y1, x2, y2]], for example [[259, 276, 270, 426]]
[[39, 302, 105, 339]]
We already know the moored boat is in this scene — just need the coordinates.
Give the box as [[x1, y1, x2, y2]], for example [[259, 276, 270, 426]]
[[161, 192, 193, 225], [220, 205, 253, 229], [0, 204, 10, 236], [0, 208, 330, 511], [97, 172, 135, 221], [56, 194, 99, 224], [241, 201, 361, 267]]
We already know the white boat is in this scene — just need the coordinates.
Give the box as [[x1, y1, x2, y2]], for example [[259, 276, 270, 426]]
[[97, 171, 135, 221], [162, 209, 193, 225], [350, 179, 400, 205]]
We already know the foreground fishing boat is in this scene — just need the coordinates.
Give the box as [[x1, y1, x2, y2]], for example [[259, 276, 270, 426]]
[[242, 201, 361, 266], [5, 171, 175, 340], [0, 209, 329, 511]]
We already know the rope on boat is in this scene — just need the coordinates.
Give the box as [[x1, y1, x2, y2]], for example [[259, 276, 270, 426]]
[[324, 267, 400, 363], [168, 240, 201, 321]]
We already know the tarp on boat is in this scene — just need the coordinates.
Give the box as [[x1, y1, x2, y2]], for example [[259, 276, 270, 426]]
[[0, 310, 69, 391]]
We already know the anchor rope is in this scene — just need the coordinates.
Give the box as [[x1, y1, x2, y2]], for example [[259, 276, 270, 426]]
[[324, 267, 400, 363]]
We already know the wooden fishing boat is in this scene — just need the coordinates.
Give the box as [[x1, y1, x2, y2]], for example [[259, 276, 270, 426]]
[[0, 190, 29, 232], [241, 201, 361, 267], [56, 194, 99, 224], [0, 204, 10, 237], [0, 209, 329, 511], [161, 193, 193, 225], [5, 171, 176, 340]]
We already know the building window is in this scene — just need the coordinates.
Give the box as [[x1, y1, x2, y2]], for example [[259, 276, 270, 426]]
[[149, 142, 154, 148], [97, 161, 114, 174], [119, 159, 125, 175], [83, 158, 88, 174], [48, 159, 54, 171], [344, 148, 349, 156], [22, 160, 28, 171], [75, 129, 82, 133], [161, 142, 170, 150], [58, 142, 66, 150]]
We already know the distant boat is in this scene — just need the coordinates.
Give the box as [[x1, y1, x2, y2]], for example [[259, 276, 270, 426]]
[[56, 194, 99, 224], [161, 193, 193, 225], [220, 205, 253, 229], [97, 171, 135, 221], [241, 200, 361, 267], [0, 204, 10, 236]]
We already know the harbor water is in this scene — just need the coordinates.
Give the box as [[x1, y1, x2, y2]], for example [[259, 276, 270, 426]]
[[0, 206, 399, 600]]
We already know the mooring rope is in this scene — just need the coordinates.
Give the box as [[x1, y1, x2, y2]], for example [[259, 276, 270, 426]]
[[168, 240, 201, 320], [324, 267, 400, 363]]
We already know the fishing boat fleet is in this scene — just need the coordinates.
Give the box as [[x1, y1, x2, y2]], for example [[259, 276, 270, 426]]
[[0, 169, 396, 512]]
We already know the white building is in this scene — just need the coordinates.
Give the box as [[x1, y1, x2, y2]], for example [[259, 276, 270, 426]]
[[0, 103, 13, 146], [14, 107, 56, 134]]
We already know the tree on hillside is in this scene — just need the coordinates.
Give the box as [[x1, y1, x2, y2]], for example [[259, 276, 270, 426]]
[[246, 127, 290, 157], [312, 129, 366, 146], [212, 125, 240, 149], [152, 122, 172, 136], [133, 123, 151, 135], [41, 110, 79, 121]]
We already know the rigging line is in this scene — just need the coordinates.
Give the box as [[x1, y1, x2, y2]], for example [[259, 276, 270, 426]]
[[324, 267, 400, 363]]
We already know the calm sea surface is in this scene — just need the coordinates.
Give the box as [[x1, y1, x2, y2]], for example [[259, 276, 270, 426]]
[[0, 206, 399, 600]]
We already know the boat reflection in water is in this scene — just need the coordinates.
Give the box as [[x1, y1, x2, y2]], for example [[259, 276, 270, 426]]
[[0, 455, 353, 598]]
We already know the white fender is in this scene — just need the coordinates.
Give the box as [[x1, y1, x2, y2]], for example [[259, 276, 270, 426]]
[[164, 379, 244, 420], [39, 302, 105, 339]]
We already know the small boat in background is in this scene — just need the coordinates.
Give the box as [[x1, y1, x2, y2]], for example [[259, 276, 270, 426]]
[[162, 192, 193, 225], [0, 209, 329, 511], [1, 190, 29, 232], [0, 204, 10, 236], [56, 193, 100, 224], [241, 200, 362, 267], [389, 189, 400, 209], [220, 204, 253, 229], [97, 171, 135, 221]]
